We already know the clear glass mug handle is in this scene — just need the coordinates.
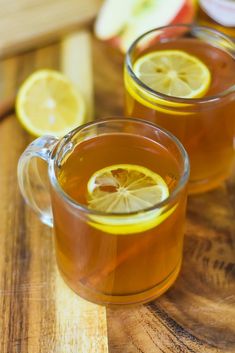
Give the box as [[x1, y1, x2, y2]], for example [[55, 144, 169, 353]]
[[17, 135, 59, 227]]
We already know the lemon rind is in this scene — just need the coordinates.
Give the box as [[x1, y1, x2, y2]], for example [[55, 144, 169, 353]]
[[88, 204, 178, 235], [87, 163, 174, 234], [125, 50, 211, 115], [16, 69, 86, 137]]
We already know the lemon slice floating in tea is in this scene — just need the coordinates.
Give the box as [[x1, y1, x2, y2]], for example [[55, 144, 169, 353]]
[[16, 69, 85, 137], [133, 50, 211, 98], [87, 164, 168, 211], [87, 164, 176, 234]]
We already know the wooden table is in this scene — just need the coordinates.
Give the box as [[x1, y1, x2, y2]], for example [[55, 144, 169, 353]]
[[0, 29, 235, 353]]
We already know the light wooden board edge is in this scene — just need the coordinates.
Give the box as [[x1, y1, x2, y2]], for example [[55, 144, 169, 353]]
[[61, 30, 94, 122]]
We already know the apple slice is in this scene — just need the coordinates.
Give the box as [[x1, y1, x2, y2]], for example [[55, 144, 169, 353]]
[[94, 0, 195, 53], [120, 0, 185, 52], [172, 0, 195, 25], [95, 0, 137, 40]]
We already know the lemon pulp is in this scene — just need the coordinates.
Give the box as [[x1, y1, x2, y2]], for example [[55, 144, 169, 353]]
[[16, 69, 85, 137], [87, 164, 176, 234], [133, 50, 211, 99]]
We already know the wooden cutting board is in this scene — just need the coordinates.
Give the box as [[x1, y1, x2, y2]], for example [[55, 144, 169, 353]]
[[0, 28, 235, 353], [0, 0, 101, 58]]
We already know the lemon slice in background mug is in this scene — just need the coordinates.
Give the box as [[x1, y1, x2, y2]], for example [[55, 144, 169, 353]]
[[87, 164, 176, 234], [133, 50, 211, 99], [16, 69, 86, 137]]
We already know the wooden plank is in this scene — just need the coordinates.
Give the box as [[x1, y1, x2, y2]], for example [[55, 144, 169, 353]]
[[0, 43, 108, 353], [0, 0, 101, 58], [92, 38, 123, 119], [54, 273, 108, 352]]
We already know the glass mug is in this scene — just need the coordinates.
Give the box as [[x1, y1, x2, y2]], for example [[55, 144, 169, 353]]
[[18, 117, 189, 306], [124, 25, 235, 194]]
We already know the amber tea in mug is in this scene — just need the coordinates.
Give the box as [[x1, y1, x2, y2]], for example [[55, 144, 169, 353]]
[[125, 25, 235, 194], [18, 118, 189, 305]]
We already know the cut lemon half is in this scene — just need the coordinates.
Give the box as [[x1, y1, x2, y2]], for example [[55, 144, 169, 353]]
[[16, 69, 86, 137], [133, 50, 211, 99], [87, 164, 176, 234]]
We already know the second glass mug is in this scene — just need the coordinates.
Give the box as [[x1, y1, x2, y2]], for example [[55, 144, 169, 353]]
[[124, 24, 235, 194], [17, 117, 189, 306]]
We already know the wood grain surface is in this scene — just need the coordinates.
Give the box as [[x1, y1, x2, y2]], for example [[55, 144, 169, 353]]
[[0, 0, 101, 58], [0, 26, 234, 353]]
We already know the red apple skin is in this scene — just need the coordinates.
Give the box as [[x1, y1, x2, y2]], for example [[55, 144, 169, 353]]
[[99, 0, 196, 53], [171, 0, 195, 24], [155, 0, 196, 42]]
